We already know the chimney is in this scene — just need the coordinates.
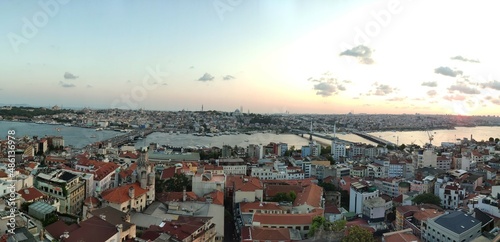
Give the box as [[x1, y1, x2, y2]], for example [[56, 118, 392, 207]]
[[100, 214, 106, 220], [183, 187, 187, 202]]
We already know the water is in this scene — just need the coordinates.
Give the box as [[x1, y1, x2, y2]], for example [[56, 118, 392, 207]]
[[1, 121, 499, 149], [368, 126, 500, 146], [133, 132, 312, 149], [0, 121, 121, 148]]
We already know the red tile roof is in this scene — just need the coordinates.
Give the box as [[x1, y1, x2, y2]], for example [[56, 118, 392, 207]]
[[265, 185, 303, 198], [240, 202, 284, 213], [61, 216, 118, 242], [101, 182, 148, 204], [119, 151, 139, 159], [141, 216, 212, 241], [156, 191, 199, 203], [160, 166, 180, 180], [293, 183, 323, 208], [227, 175, 263, 192], [384, 231, 421, 242], [120, 163, 137, 179], [204, 190, 224, 206], [45, 220, 80, 239], [252, 209, 323, 225], [241, 227, 291, 241], [17, 187, 44, 202]]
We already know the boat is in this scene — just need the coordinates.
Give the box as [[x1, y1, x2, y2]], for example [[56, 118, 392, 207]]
[[90, 135, 97, 138], [95, 128, 103, 131], [244, 139, 249, 142], [64, 123, 72, 127], [35, 121, 46, 124]]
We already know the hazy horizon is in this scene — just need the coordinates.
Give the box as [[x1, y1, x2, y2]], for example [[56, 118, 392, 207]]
[[3, 0, 500, 115]]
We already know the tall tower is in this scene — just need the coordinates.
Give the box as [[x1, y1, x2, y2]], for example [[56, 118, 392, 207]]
[[202, 105, 204, 112], [135, 151, 155, 205]]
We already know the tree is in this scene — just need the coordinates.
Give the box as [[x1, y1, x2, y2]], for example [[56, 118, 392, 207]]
[[398, 144, 406, 151], [289, 191, 297, 201], [489, 137, 495, 142], [164, 173, 191, 192], [412, 193, 441, 206], [308, 216, 331, 237], [342, 225, 375, 242], [331, 219, 346, 232]]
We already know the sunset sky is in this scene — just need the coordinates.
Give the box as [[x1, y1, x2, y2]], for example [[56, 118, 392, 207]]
[[2, 0, 500, 115]]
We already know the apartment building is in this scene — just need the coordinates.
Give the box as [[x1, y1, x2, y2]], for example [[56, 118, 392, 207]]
[[35, 170, 86, 215], [422, 211, 481, 242]]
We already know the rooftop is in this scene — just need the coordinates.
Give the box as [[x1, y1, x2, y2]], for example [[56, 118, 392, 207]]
[[433, 211, 480, 234]]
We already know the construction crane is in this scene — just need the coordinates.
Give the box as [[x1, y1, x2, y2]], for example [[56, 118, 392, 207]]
[[426, 131, 434, 147]]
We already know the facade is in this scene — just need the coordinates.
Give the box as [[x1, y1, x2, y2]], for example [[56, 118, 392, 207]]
[[349, 181, 379, 214], [35, 171, 86, 215], [423, 211, 481, 242], [331, 141, 346, 160]]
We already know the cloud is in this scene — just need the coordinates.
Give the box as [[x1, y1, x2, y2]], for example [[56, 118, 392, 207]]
[[59, 81, 75, 88], [451, 56, 480, 63], [314, 82, 338, 97], [421, 81, 437, 87], [427, 90, 437, 97], [197, 73, 214, 82], [434, 66, 463, 77], [448, 84, 480, 94], [310, 74, 348, 97], [223, 75, 235, 80], [339, 45, 374, 64], [189, 66, 194, 69], [387, 96, 406, 101], [86, 84, 92, 88], [64, 72, 78, 79], [373, 84, 394, 96], [482, 80, 500, 90], [443, 94, 466, 101]]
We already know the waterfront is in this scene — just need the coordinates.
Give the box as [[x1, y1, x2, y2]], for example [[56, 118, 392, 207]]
[[1, 121, 500, 149], [0, 121, 121, 148]]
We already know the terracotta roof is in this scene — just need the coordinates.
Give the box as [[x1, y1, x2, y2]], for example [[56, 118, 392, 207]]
[[101, 182, 148, 204], [89, 206, 134, 231], [160, 166, 180, 180], [293, 183, 323, 208], [204, 190, 224, 206], [61, 216, 118, 242], [252, 209, 323, 225], [384, 231, 421, 242], [141, 216, 212, 241], [241, 227, 291, 241], [227, 175, 263, 191], [17, 187, 44, 202], [156, 191, 199, 203], [120, 163, 137, 179], [324, 204, 341, 214], [240, 202, 284, 213], [83, 196, 99, 206], [413, 208, 442, 221], [0, 170, 8, 178], [119, 151, 139, 159], [265, 185, 302, 198], [45, 220, 79, 239], [396, 205, 419, 215], [94, 162, 119, 181]]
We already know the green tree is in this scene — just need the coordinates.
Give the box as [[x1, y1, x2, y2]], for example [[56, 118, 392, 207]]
[[489, 137, 495, 142], [342, 225, 375, 242], [331, 219, 346, 232], [398, 144, 406, 151], [164, 173, 191, 192], [318, 181, 336, 191], [412, 193, 441, 206], [289, 191, 297, 201], [308, 216, 330, 237], [495, 138, 499, 143]]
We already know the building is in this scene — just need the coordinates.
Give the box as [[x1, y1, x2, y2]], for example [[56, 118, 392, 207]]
[[35, 171, 86, 215], [331, 141, 346, 160], [141, 216, 217, 242], [423, 211, 481, 242], [362, 197, 388, 222], [349, 181, 379, 215]]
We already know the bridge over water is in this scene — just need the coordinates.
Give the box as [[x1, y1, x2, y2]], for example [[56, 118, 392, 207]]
[[291, 129, 394, 146]]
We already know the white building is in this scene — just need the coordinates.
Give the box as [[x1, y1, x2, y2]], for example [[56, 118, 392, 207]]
[[331, 141, 346, 160], [349, 181, 379, 215]]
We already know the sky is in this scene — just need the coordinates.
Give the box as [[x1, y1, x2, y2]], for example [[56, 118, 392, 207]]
[[1, 0, 500, 115]]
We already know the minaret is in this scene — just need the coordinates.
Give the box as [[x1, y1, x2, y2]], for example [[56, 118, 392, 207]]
[[333, 123, 337, 139]]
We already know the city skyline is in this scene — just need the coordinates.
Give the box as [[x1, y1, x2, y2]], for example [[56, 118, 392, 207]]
[[2, 0, 500, 115]]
